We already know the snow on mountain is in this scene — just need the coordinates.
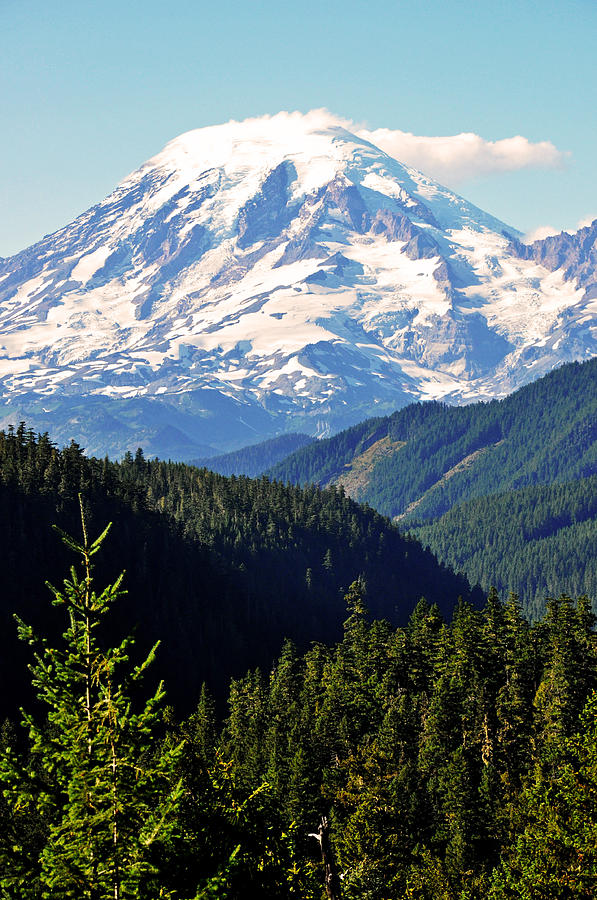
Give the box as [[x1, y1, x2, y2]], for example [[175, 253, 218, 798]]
[[0, 110, 595, 459]]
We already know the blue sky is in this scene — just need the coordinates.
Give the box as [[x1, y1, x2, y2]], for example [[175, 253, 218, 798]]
[[1, 0, 596, 256]]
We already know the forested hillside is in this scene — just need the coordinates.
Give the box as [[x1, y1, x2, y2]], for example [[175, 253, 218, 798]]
[[192, 432, 314, 477], [267, 358, 597, 616], [410, 476, 597, 618], [0, 423, 477, 717], [268, 358, 596, 521]]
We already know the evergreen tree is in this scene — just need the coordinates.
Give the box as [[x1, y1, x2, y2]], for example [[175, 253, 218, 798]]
[[533, 594, 597, 765], [489, 690, 597, 899], [0, 500, 184, 899]]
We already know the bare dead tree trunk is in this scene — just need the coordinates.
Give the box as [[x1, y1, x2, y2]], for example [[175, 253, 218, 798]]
[[314, 816, 342, 899]]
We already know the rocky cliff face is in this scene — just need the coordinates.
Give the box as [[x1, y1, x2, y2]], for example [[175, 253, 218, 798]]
[[511, 219, 597, 299], [0, 111, 595, 459]]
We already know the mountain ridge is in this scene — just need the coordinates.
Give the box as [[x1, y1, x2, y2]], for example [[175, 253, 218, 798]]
[[267, 357, 597, 519]]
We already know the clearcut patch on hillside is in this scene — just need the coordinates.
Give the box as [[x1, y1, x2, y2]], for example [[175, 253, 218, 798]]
[[334, 435, 406, 500], [394, 442, 503, 520]]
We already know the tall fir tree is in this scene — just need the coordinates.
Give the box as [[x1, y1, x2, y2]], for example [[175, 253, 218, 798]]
[[0, 500, 184, 899]]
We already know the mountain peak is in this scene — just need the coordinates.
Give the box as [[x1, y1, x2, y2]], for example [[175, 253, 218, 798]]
[[127, 110, 364, 202], [143, 110, 367, 170], [0, 113, 594, 459]]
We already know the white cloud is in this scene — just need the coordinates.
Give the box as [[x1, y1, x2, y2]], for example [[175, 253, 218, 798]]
[[523, 224, 561, 243], [523, 214, 596, 244], [355, 126, 568, 186], [201, 108, 569, 196], [200, 110, 568, 190]]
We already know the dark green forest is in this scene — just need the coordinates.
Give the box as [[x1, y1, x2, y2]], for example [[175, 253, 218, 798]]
[[192, 432, 315, 477], [409, 476, 597, 619], [0, 423, 476, 717], [1, 518, 596, 898]]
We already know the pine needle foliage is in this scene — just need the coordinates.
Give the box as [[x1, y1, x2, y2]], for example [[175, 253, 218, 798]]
[[0, 497, 184, 899]]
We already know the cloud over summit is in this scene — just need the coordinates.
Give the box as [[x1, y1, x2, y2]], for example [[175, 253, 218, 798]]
[[354, 126, 567, 186], [167, 110, 568, 192], [266, 111, 568, 188]]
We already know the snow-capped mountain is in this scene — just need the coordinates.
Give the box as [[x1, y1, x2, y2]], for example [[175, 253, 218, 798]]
[[0, 110, 595, 459]]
